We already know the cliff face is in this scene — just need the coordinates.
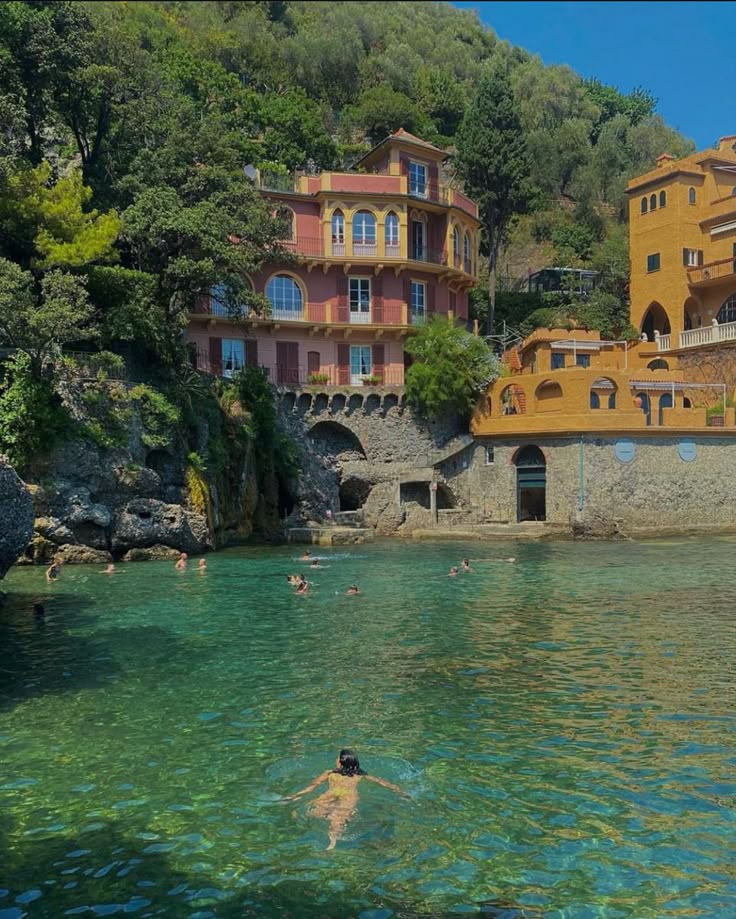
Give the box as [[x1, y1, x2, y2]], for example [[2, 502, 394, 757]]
[[0, 458, 34, 579]]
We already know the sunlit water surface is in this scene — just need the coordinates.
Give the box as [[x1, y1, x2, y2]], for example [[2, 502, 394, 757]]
[[0, 538, 735, 919]]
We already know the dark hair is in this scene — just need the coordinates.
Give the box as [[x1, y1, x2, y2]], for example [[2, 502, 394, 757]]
[[334, 748, 366, 777]]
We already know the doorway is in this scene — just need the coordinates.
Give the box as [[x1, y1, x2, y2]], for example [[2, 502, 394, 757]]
[[515, 445, 546, 522]]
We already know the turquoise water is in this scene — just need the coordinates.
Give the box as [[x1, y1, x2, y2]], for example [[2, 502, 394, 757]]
[[0, 538, 735, 919]]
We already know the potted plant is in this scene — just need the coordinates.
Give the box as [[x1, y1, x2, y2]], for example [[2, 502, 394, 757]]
[[308, 372, 330, 384], [362, 374, 383, 386]]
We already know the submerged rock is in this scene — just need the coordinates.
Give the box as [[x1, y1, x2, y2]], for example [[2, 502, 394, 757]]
[[55, 544, 112, 565], [0, 458, 34, 579], [112, 499, 211, 554]]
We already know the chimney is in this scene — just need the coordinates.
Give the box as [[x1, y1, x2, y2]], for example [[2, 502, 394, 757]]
[[656, 153, 674, 167], [718, 135, 736, 152]]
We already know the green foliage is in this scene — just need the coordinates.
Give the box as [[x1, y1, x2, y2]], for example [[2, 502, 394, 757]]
[[234, 365, 297, 481], [128, 384, 180, 449], [255, 89, 337, 170], [583, 78, 656, 138], [78, 382, 132, 449], [573, 289, 630, 339], [519, 307, 571, 338], [0, 258, 97, 371], [552, 224, 596, 263], [405, 318, 499, 420], [0, 352, 70, 469], [346, 85, 427, 146]]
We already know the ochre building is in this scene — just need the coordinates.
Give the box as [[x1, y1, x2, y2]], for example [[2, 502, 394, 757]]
[[627, 135, 736, 352]]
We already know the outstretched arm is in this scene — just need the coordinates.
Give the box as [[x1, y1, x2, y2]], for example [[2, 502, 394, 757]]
[[282, 770, 331, 801], [365, 775, 410, 798]]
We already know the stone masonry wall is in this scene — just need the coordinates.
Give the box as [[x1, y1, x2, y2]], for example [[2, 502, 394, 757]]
[[457, 435, 736, 535]]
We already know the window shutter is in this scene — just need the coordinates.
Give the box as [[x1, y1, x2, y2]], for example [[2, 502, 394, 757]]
[[373, 274, 383, 322], [307, 350, 320, 375], [399, 154, 409, 176], [209, 336, 222, 376], [337, 273, 349, 323], [427, 282, 436, 315], [698, 250, 704, 266], [337, 343, 350, 386], [403, 276, 411, 306], [683, 248, 689, 266], [245, 339, 258, 367], [372, 344, 385, 382], [276, 341, 288, 384], [427, 163, 439, 194]]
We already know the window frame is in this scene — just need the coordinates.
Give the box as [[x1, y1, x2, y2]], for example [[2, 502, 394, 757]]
[[575, 353, 591, 368], [410, 279, 426, 321], [640, 197, 648, 214], [649, 193, 657, 211], [551, 352, 566, 370], [688, 187, 696, 205], [222, 339, 245, 378], [659, 190, 667, 208], [331, 210, 345, 244], [385, 212, 400, 248], [485, 445, 495, 465], [409, 161, 428, 197], [353, 210, 376, 245], [349, 276, 371, 315], [646, 253, 661, 273], [265, 273, 303, 316]]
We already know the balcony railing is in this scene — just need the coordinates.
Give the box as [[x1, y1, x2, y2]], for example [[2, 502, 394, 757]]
[[676, 320, 736, 350], [191, 351, 405, 387], [409, 182, 451, 205], [410, 246, 449, 267], [353, 242, 377, 257], [274, 236, 457, 270], [687, 257, 736, 286]]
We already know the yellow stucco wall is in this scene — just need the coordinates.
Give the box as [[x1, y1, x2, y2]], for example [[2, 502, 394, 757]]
[[628, 137, 736, 337]]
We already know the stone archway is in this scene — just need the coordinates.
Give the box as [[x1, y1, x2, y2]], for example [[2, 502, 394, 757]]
[[514, 445, 546, 522], [308, 421, 367, 461]]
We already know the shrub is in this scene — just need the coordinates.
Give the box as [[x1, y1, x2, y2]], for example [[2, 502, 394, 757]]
[[129, 384, 180, 449], [405, 318, 499, 420]]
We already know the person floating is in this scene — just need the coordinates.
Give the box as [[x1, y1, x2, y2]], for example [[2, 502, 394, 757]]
[[175, 552, 188, 571], [282, 749, 407, 850], [287, 574, 300, 586], [102, 564, 115, 575], [295, 575, 309, 595], [45, 557, 62, 582], [448, 566, 459, 577], [197, 558, 207, 572], [461, 558, 471, 572], [346, 585, 360, 595], [300, 550, 312, 561]]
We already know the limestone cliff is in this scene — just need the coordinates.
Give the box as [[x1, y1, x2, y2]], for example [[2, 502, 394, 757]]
[[0, 458, 33, 579]]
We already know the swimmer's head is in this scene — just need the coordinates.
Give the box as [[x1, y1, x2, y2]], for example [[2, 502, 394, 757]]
[[335, 749, 364, 776]]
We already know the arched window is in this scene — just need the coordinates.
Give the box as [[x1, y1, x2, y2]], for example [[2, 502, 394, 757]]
[[649, 193, 657, 211], [331, 210, 345, 249], [647, 358, 669, 371], [590, 378, 617, 410], [452, 227, 460, 267], [590, 391, 600, 410], [353, 210, 376, 251], [641, 197, 648, 214], [688, 187, 696, 205], [464, 232, 471, 272], [659, 190, 667, 207], [266, 274, 303, 319], [385, 212, 399, 252], [717, 292, 736, 325]]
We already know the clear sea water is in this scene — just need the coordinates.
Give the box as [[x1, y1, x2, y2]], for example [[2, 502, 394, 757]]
[[0, 538, 734, 919]]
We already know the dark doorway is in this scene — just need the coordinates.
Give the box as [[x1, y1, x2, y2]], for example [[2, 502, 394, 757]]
[[515, 445, 546, 522]]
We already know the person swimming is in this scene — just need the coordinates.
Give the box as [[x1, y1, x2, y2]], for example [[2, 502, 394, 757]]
[[448, 566, 459, 577], [287, 574, 300, 586], [300, 550, 312, 561], [346, 585, 360, 595], [102, 564, 115, 575], [197, 558, 207, 571], [45, 557, 62, 582], [282, 749, 406, 850], [175, 552, 188, 571], [461, 558, 471, 572], [310, 559, 326, 569], [295, 575, 309, 595]]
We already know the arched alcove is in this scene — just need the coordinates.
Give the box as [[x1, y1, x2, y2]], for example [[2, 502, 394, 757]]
[[308, 420, 367, 461], [535, 380, 563, 412], [514, 445, 546, 522], [647, 359, 669, 371], [641, 302, 671, 340]]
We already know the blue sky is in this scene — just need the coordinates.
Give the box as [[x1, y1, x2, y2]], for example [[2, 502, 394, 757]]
[[452, 1, 736, 149]]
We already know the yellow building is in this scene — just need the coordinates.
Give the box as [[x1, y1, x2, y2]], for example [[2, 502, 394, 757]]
[[627, 135, 736, 351]]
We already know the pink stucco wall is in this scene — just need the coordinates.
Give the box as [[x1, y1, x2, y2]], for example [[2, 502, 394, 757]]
[[329, 174, 402, 194]]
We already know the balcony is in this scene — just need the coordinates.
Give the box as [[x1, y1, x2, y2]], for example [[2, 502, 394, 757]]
[[195, 297, 410, 326], [657, 320, 736, 351], [277, 236, 460, 271], [687, 257, 736, 287]]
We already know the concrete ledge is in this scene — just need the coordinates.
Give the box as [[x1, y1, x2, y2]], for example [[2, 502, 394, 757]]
[[288, 526, 374, 545], [410, 524, 566, 541]]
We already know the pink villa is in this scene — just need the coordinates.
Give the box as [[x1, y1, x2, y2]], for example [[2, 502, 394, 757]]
[[186, 130, 480, 386]]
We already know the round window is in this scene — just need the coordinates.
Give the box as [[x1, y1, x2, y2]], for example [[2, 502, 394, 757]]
[[614, 440, 636, 464]]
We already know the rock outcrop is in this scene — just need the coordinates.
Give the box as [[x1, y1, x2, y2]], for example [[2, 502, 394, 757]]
[[0, 458, 33, 579]]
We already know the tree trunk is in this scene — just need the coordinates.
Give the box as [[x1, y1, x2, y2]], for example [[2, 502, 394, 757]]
[[487, 243, 498, 338]]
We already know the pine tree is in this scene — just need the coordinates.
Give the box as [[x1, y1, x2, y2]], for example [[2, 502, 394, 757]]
[[455, 64, 532, 336]]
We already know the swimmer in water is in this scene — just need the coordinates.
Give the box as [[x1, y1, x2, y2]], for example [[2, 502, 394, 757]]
[[295, 575, 309, 595], [175, 552, 188, 571], [461, 558, 471, 572], [45, 557, 62, 582], [102, 563, 115, 575], [286, 574, 300, 586], [346, 585, 360, 595], [300, 550, 312, 561], [282, 749, 407, 850], [197, 558, 207, 572], [448, 566, 458, 577]]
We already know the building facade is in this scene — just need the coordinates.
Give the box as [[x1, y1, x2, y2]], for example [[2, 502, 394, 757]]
[[186, 130, 479, 386], [627, 135, 736, 351]]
